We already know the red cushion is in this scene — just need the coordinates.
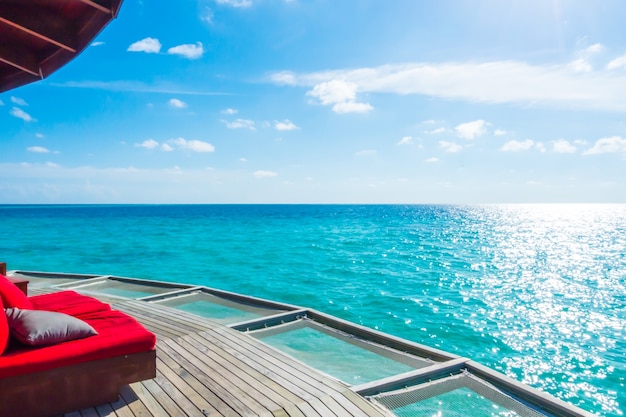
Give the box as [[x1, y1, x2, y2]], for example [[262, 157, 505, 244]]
[[29, 291, 111, 316], [0, 298, 9, 355], [0, 309, 156, 378], [0, 274, 32, 309]]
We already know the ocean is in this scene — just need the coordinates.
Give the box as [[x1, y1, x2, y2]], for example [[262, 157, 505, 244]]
[[0, 204, 624, 416]]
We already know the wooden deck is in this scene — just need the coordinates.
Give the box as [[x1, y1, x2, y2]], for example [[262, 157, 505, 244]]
[[52, 296, 393, 417]]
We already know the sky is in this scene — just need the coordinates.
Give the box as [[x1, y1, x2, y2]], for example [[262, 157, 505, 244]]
[[2, 0, 626, 204]]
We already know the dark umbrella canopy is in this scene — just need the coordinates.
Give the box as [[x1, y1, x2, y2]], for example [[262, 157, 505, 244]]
[[0, 0, 123, 93]]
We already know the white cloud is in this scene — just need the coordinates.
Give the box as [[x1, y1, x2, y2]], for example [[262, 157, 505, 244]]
[[91, 41, 105, 47], [494, 129, 507, 136], [27, 146, 49, 153], [270, 71, 296, 86], [136, 139, 160, 149], [426, 127, 446, 134], [169, 138, 215, 152], [553, 139, 577, 153], [500, 139, 535, 152], [168, 98, 187, 109], [35, 133, 44, 139], [10, 107, 36, 122], [570, 58, 592, 73], [222, 108, 238, 115], [274, 119, 299, 131], [200, 8, 213, 24], [586, 43, 605, 54], [425, 157, 440, 163], [607, 54, 626, 71], [535, 142, 546, 153], [127, 37, 162, 53], [455, 120, 487, 140], [162, 143, 174, 152], [11, 96, 27, 106], [307, 80, 357, 104], [332, 101, 373, 114], [397, 136, 413, 145], [45, 162, 60, 168], [356, 149, 377, 156], [253, 170, 278, 178], [167, 42, 204, 59], [439, 141, 462, 153], [271, 60, 626, 111], [216, 0, 253, 7], [224, 118, 256, 130], [583, 136, 626, 155], [306, 80, 372, 114], [240, 158, 248, 162]]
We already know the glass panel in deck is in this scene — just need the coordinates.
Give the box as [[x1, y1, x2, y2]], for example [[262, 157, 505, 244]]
[[155, 291, 286, 325], [252, 319, 432, 385]]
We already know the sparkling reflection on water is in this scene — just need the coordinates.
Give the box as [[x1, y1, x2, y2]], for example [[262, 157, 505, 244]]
[[462, 205, 625, 415]]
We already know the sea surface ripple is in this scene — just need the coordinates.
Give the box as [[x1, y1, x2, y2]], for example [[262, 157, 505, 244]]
[[0, 204, 624, 416]]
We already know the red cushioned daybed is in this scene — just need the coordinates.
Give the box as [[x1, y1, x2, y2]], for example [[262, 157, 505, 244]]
[[0, 274, 157, 417]]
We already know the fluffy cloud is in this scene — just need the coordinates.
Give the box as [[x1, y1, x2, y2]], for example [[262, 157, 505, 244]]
[[168, 98, 187, 109], [439, 141, 462, 153], [607, 54, 626, 71], [169, 138, 215, 152], [253, 170, 277, 178], [35, 133, 45, 138], [583, 136, 626, 155], [11, 96, 27, 106], [271, 60, 626, 111], [221, 108, 238, 115], [397, 136, 413, 145], [306, 80, 373, 114], [167, 42, 203, 59], [27, 146, 49, 153], [216, 0, 253, 7], [136, 139, 160, 149], [10, 107, 36, 122], [494, 129, 507, 136], [425, 157, 440, 163], [127, 37, 162, 53], [136, 138, 215, 152], [224, 118, 256, 130], [274, 119, 298, 131], [553, 139, 577, 153], [426, 127, 446, 134], [91, 41, 105, 47], [500, 139, 535, 152], [455, 120, 487, 140]]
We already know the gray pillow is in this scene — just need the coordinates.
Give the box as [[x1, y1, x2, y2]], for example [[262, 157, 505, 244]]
[[4, 307, 97, 346]]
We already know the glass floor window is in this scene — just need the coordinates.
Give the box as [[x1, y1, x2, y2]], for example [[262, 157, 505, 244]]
[[72, 279, 180, 299], [154, 291, 287, 325], [251, 319, 433, 385], [370, 372, 548, 417]]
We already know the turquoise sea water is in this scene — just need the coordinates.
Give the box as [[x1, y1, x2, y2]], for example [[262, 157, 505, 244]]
[[0, 204, 624, 416]]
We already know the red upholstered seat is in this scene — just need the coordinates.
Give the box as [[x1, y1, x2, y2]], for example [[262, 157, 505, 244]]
[[0, 308, 156, 378], [0, 290, 156, 378], [29, 290, 111, 316]]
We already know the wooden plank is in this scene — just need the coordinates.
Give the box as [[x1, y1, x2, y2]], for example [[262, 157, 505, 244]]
[[177, 332, 310, 407], [119, 384, 154, 417], [155, 353, 226, 417], [162, 337, 276, 416], [141, 378, 189, 417], [106, 395, 133, 417], [127, 381, 169, 417]]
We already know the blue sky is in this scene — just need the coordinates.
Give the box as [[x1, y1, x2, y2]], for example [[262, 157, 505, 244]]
[[2, 0, 626, 204]]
